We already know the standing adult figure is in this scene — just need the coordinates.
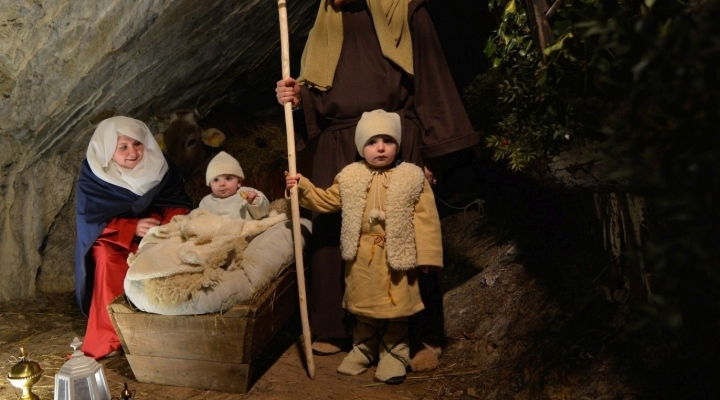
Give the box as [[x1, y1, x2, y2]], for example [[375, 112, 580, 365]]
[[276, 0, 479, 370], [75, 116, 192, 359]]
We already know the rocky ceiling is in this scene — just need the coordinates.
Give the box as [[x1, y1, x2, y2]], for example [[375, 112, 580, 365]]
[[0, 0, 489, 302]]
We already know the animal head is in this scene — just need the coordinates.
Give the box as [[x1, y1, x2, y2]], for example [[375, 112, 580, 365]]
[[152, 109, 225, 177], [160, 110, 204, 177]]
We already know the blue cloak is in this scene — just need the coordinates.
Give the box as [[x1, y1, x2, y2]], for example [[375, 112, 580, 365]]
[[74, 159, 192, 315]]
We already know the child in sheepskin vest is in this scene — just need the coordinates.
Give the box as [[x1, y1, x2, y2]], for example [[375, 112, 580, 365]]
[[286, 109, 443, 384], [199, 151, 270, 221]]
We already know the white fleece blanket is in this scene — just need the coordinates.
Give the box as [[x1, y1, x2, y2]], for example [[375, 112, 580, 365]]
[[127, 208, 287, 281], [124, 199, 309, 313], [124, 218, 312, 315]]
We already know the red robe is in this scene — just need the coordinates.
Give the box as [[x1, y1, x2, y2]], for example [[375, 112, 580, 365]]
[[81, 207, 188, 359]]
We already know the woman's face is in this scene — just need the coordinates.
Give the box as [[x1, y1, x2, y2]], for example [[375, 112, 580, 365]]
[[113, 135, 144, 169]]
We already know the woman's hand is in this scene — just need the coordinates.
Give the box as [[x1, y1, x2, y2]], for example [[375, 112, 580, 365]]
[[276, 78, 301, 107], [285, 172, 302, 190], [135, 217, 161, 238]]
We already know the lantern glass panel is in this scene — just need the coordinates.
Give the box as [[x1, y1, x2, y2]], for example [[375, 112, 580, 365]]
[[56, 378, 68, 399], [74, 376, 93, 399], [95, 372, 110, 400]]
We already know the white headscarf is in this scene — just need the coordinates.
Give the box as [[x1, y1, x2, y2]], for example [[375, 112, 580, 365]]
[[86, 116, 168, 195]]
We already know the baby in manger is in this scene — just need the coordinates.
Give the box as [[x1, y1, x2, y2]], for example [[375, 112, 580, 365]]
[[124, 152, 291, 311], [199, 151, 271, 221]]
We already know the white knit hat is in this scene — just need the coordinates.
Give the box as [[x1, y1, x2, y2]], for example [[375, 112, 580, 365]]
[[205, 151, 244, 185], [354, 110, 402, 156]]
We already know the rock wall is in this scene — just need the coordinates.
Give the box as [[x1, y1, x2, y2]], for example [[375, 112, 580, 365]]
[[0, 0, 316, 301]]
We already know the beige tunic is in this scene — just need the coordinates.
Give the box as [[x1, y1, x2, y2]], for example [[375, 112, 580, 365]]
[[297, 165, 443, 319]]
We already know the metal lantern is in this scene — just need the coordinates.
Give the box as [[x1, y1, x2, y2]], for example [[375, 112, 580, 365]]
[[54, 337, 111, 400], [7, 346, 43, 400]]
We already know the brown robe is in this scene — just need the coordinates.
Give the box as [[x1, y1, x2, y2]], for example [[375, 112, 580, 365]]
[[297, 0, 479, 338]]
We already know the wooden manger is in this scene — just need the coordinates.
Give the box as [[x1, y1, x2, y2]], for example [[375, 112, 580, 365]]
[[108, 264, 300, 393]]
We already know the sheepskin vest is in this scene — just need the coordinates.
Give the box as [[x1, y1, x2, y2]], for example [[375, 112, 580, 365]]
[[337, 162, 426, 270]]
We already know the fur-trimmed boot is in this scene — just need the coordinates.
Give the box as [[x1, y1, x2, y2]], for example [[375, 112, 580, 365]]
[[410, 335, 443, 372], [375, 318, 410, 384], [312, 337, 350, 355], [337, 316, 379, 376]]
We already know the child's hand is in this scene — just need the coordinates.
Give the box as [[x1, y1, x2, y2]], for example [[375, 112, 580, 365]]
[[285, 171, 302, 190], [244, 191, 258, 204]]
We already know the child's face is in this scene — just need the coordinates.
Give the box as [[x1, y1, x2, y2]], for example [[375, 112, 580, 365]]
[[113, 135, 144, 169], [210, 174, 242, 199], [362, 135, 398, 168]]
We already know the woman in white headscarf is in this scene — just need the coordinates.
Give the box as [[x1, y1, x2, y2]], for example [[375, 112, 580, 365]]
[[75, 116, 192, 359]]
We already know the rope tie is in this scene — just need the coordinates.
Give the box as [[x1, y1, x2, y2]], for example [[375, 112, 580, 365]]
[[354, 319, 380, 364], [364, 233, 386, 266], [361, 233, 394, 305], [378, 319, 409, 366], [387, 281, 397, 306], [368, 171, 390, 225]]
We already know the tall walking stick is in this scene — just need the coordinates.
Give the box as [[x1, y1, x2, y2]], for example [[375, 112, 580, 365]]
[[277, 0, 315, 379]]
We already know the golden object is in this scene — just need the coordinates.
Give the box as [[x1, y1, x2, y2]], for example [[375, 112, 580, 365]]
[[7, 346, 42, 400]]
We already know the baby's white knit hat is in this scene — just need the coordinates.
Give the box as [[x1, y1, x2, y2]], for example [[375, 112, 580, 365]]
[[354, 110, 402, 156], [205, 151, 244, 185]]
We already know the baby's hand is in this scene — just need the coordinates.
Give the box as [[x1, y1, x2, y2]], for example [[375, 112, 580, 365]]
[[244, 191, 258, 204], [285, 171, 302, 190]]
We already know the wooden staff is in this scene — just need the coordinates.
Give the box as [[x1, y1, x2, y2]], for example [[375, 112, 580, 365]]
[[277, 0, 315, 379]]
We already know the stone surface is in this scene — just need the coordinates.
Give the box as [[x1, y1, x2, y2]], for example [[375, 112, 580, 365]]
[[0, 0, 492, 303], [0, 0, 316, 301]]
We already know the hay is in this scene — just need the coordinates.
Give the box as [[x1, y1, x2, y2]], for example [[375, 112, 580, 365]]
[[222, 122, 288, 200], [184, 121, 288, 206]]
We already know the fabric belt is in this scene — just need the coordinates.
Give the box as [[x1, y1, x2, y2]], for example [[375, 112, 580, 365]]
[[320, 108, 418, 132]]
